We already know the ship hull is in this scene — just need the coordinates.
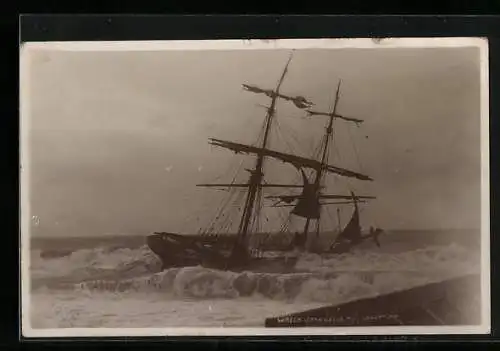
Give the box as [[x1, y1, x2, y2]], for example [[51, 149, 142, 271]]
[[146, 230, 382, 271], [146, 232, 298, 273], [146, 231, 336, 256]]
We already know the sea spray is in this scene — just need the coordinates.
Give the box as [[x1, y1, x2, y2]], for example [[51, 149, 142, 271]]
[[31, 242, 479, 304]]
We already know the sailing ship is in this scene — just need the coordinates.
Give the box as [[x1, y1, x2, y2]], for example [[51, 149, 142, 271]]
[[146, 52, 383, 273]]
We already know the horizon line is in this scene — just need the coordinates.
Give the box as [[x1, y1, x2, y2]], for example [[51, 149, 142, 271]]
[[31, 227, 481, 240]]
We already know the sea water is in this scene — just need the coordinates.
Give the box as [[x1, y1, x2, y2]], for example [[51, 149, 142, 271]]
[[27, 230, 481, 328]]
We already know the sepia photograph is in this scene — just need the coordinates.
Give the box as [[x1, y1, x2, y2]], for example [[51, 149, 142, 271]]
[[20, 38, 490, 337]]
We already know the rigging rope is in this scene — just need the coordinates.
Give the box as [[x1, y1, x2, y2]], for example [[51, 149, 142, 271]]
[[273, 119, 295, 155], [347, 124, 365, 174], [279, 113, 317, 158], [216, 190, 246, 235], [199, 156, 246, 234], [199, 101, 276, 237], [202, 189, 239, 234]]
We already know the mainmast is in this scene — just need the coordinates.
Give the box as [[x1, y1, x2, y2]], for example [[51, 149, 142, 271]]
[[302, 80, 343, 244], [269, 79, 373, 251]]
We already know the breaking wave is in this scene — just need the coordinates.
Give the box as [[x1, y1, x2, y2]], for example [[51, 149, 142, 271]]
[[30, 242, 479, 305]]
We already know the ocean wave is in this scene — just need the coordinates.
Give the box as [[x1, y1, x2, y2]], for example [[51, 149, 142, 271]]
[[31, 245, 161, 281], [29, 242, 479, 304]]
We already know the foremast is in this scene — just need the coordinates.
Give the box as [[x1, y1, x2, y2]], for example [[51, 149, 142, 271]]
[[199, 52, 315, 264], [231, 54, 293, 260]]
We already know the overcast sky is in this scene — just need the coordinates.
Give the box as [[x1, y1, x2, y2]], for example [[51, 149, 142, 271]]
[[23, 45, 482, 237]]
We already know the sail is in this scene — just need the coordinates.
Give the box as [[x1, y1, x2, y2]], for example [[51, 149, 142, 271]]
[[290, 168, 321, 219], [335, 192, 362, 243]]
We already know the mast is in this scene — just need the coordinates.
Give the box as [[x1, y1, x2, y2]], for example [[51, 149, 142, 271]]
[[285, 79, 373, 251], [233, 54, 294, 254], [202, 52, 312, 261], [301, 80, 342, 245]]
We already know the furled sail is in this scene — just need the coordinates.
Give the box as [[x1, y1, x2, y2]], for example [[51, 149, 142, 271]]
[[267, 194, 375, 203], [242, 84, 314, 109], [306, 109, 364, 125], [208, 138, 373, 181]]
